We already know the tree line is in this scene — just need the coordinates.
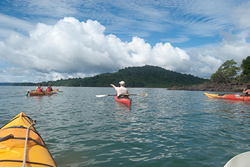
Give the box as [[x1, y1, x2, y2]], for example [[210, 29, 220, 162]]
[[12, 65, 208, 88], [210, 56, 250, 83]]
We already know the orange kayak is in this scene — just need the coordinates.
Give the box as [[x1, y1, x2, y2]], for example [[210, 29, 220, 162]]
[[0, 112, 57, 167], [29, 89, 59, 96]]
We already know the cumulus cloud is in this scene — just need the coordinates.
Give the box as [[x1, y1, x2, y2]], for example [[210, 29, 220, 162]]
[[0, 17, 193, 81]]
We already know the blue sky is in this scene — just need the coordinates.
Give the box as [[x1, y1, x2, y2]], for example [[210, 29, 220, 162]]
[[0, 0, 250, 83]]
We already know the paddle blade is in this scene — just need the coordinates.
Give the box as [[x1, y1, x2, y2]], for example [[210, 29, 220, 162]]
[[24, 90, 35, 92], [52, 91, 63, 93], [96, 95, 108, 97], [138, 93, 148, 97]]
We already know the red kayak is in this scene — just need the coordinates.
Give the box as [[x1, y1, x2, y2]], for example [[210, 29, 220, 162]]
[[115, 96, 131, 106], [204, 92, 250, 101]]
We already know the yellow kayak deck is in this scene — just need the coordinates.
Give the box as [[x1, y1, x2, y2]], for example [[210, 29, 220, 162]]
[[0, 112, 57, 167]]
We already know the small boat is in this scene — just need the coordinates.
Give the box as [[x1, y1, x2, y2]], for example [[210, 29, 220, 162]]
[[0, 112, 57, 167], [204, 92, 250, 101], [115, 95, 131, 106], [29, 89, 59, 96], [224, 151, 250, 167]]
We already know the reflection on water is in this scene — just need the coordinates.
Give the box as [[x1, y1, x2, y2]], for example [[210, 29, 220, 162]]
[[204, 97, 250, 120], [1, 87, 250, 167], [114, 103, 131, 123]]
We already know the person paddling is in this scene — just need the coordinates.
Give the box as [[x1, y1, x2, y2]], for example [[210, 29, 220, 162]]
[[46, 83, 53, 92], [36, 83, 45, 93], [110, 81, 129, 99], [243, 85, 250, 96]]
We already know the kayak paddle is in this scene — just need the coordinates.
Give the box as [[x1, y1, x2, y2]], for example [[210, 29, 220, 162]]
[[96, 93, 148, 98], [57, 91, 63, 93], [24, 90, 63, 93], [24, 90, 35, 92], [24, 90, 35, 96], [52, 90, 63, 93], [130, 93, 148, 97]]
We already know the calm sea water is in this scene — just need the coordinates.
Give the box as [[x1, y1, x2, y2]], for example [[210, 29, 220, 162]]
[[0, 86, 250, 167]]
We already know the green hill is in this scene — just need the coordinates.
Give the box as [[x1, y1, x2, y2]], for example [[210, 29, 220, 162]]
[[12, 65, 208, 88]]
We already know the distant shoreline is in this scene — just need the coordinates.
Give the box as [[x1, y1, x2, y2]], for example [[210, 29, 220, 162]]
[[168, 81, 250, 93], [0, 83, 14, 86]]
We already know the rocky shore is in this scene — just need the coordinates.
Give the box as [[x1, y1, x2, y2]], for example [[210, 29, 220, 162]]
[[168, 81, 250, 92]]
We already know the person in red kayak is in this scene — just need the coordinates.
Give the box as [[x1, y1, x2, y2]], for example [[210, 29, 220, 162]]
[[111, 81, 129, 98], [46, 83, 53, 92], [243, 85, 250, 96], [36, 83, 45, 93]]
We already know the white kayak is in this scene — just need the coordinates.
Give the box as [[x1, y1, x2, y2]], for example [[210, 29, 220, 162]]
[[224, 151, 250, 167]]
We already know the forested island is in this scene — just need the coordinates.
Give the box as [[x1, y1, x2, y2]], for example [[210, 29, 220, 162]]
[[12, 65, 208, 88]]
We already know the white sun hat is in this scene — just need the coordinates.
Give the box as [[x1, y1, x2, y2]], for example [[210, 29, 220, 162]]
[[119, 81, 125, 85]]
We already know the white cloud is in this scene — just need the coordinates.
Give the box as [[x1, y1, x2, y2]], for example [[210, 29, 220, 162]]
[[1, 0, 236, 40], [0, 17, 193, 82], [0, 66, 32, 82], [0, 0, 247, 43], [161, 36, 190, 43], [0, 14, 34, 31], [0, 14, 35, 39], [7, 0, 77, 17], [232, 1, 250, 30], [187, 32, 250, 79], [151, 42, 190, 71]]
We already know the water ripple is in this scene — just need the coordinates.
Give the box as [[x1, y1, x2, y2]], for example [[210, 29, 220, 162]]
[[1, 87, 250, 167]]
